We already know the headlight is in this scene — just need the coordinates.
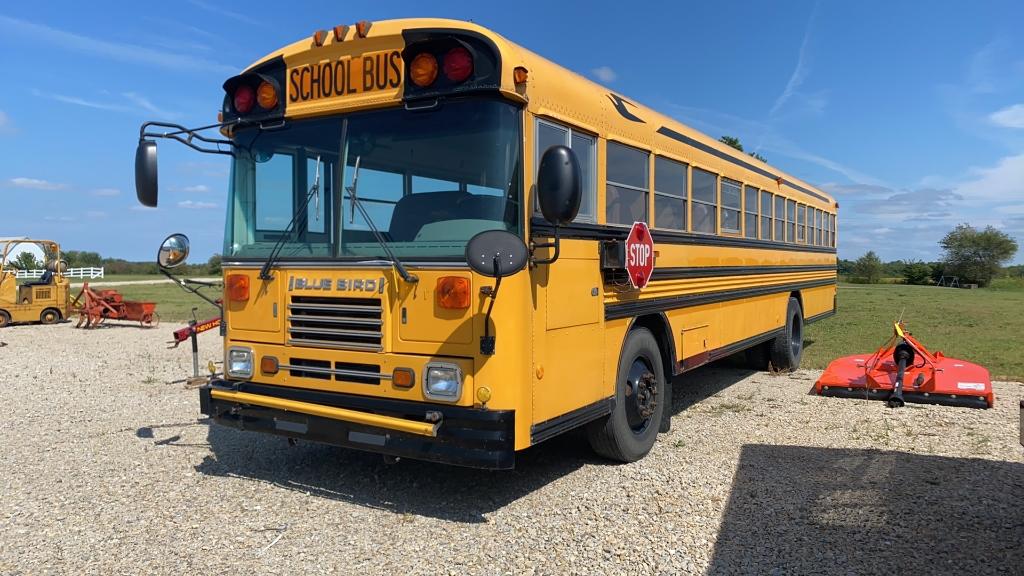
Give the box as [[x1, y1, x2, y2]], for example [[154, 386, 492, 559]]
[[226, 347, 253, 378], [424, 362, 462, 401]]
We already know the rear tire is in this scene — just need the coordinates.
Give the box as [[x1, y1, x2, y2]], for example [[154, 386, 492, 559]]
[[586, 328, 665, 462], [770, 297, 804, 371], [40, 308, 60, 325], [0, 310, 10, 328]]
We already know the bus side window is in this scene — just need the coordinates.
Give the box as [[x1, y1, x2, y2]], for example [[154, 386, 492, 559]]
[[797, 203, 806, 243], [721, 178, 741, 234], [653, 156, 687, 231], [786, 199, 796, 242], [774, 195, 784, 241], [691, 168, 717, 234], [744, 185, 758, 239], [535, 119, 596, 223], [760, 190, 772, 241], [605, 141, 649, 226]]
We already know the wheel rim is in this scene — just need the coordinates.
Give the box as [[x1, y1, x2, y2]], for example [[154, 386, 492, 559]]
[[43, 311, 56, 324], [623, 356, 658, 434], [790, 314, 802, 358]]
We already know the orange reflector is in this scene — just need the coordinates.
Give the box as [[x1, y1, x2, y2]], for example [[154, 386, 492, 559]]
[[226, 274, 250, 302], [333, 25, 348, 41], [392, 367, 414, 388], [410, 53, 438, 87], [355, 20, 371, 38], [257, 81, 277, 110], [312, 29, 327, 47], [437, 276, 470, 309], [261, 356, 279, 375], [513, 66, 529, 84]]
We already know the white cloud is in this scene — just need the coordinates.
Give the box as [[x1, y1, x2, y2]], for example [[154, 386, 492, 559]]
[[0, 110, 11, 133], [7, 177, 67, 190], [92, 188, 121, 197], [43, 215, 75, 222], [954, 152, 1024, 202], [86, 211, 107, 219], [187, 0, 263, 26], [182, 184, 210, 193], [769, 2, 821, 118], [591, 66, 617, 83], [990, 103, 1024, 128], [32, 89, 178, 118], [0, 14, 236, 74], [177, 200, 218, 209]]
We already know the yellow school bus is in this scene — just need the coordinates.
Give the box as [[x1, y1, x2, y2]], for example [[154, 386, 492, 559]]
[[135, 18, 837, 468]]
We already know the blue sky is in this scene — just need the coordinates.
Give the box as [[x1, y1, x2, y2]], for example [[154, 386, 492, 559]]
[[1, 1, 1022, 264]]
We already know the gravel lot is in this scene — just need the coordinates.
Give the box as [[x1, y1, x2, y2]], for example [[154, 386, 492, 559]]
[[1, 323, 1022, 575]]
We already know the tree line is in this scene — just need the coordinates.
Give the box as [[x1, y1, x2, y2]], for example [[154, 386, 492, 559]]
[[847, 224, 1019, 286], [8, 250, 223, 276]]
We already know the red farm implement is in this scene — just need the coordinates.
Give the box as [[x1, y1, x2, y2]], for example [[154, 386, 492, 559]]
[[815, 320, 993, 409], [71, 282, 159, 329]]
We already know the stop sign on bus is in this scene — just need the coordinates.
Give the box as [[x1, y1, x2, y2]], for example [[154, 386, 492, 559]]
[[625, 221, 655, 289]]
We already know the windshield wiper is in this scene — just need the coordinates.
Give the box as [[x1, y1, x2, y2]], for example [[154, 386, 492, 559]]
[[346, 155, 418, 284], [258, 154, 322, 281]]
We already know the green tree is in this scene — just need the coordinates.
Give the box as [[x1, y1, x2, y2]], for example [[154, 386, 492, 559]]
[[12, 251, 40, 270], [902, 260, 932, 285], [720, 135, 768, 163], [939, 224, 1018, 286], [853, 251, 883, 284], [207, 253, 222, 275], [64, 250, 102, 268]]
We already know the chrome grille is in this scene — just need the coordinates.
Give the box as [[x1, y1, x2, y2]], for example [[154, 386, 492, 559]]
[[288, 295, 383, 351]]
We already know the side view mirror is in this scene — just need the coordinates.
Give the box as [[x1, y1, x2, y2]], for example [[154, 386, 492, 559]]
[[465, 230, 529, 278], [158, 233, 190, 269], [465, 230, 529, 356], [135, 140, 159, 208], [536, 145, 582, 226]]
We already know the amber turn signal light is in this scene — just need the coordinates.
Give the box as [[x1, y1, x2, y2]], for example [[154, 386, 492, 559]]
[[392, 367, 414, 388], [257, 81, 278, 110], [410, 53, 438, 87], [436, 276, 470, 309], [513, 66, 529, 84], [260, 356, 279, 375], [226, 273, 250, 302]]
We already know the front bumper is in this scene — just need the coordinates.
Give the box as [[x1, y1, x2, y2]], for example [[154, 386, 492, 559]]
[[200, 379, 515, 469]]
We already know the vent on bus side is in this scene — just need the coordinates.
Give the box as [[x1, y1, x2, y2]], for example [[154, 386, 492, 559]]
[[287, 295, 383, 352]]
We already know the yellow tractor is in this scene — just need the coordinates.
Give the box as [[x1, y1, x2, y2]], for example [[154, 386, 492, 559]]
[[0, 238, 71, 327]]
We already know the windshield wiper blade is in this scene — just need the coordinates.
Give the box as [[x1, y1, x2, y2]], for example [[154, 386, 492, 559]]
[[258, 155, 321, 281], [346, 155, 418, 284]]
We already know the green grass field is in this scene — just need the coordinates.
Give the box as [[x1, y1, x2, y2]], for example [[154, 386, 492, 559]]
[[805, 283, 1024, 381], [108, 280, 1024, 381]]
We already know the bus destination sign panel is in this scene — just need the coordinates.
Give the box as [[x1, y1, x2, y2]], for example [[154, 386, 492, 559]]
[[288, 49, 403, 106]]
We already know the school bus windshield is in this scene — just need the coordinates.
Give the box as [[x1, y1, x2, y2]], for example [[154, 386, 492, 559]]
[[224, 98, 522, 261]]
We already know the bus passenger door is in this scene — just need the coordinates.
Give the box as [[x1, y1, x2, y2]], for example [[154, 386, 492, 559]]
[[532, 241, 605, 429]]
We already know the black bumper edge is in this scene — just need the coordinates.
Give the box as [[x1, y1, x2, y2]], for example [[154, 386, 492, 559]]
[[200, 380, 516, 470], [819, 387, 989, 409]]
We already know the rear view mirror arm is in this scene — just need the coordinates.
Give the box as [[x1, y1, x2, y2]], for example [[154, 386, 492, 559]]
[[529, 226, 561, 266], [139, 120, 237, 156]]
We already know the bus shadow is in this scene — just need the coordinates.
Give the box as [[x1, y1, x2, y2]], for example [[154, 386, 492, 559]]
[[194, 422, 602, 524], [668, 356, 758, 416], [707, 444, 1024, 574]]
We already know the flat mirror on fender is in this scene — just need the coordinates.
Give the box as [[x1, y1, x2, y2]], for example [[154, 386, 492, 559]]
[[135, 140, 159, 207], [536, 145, 582, 226], [465, 230, 529, 277], [157, 233, 190, 269]]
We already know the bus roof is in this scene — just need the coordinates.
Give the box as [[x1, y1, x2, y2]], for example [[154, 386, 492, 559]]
[[242, 18, 835, 208]]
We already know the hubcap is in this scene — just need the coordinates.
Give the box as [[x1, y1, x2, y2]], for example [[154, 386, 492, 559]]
[[623, 357, 658, 433]]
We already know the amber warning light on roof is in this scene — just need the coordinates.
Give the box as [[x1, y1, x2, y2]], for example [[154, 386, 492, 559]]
[[288, 50, 402, 104]]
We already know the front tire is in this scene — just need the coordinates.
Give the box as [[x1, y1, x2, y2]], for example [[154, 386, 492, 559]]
[[769, 297, 804, 371], [587, 328, 665, 462], [40, 308, 60, 325], [0, 310, 10, 328]]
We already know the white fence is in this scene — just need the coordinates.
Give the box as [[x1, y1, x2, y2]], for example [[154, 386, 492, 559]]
[[13, 267, 105, 279]]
